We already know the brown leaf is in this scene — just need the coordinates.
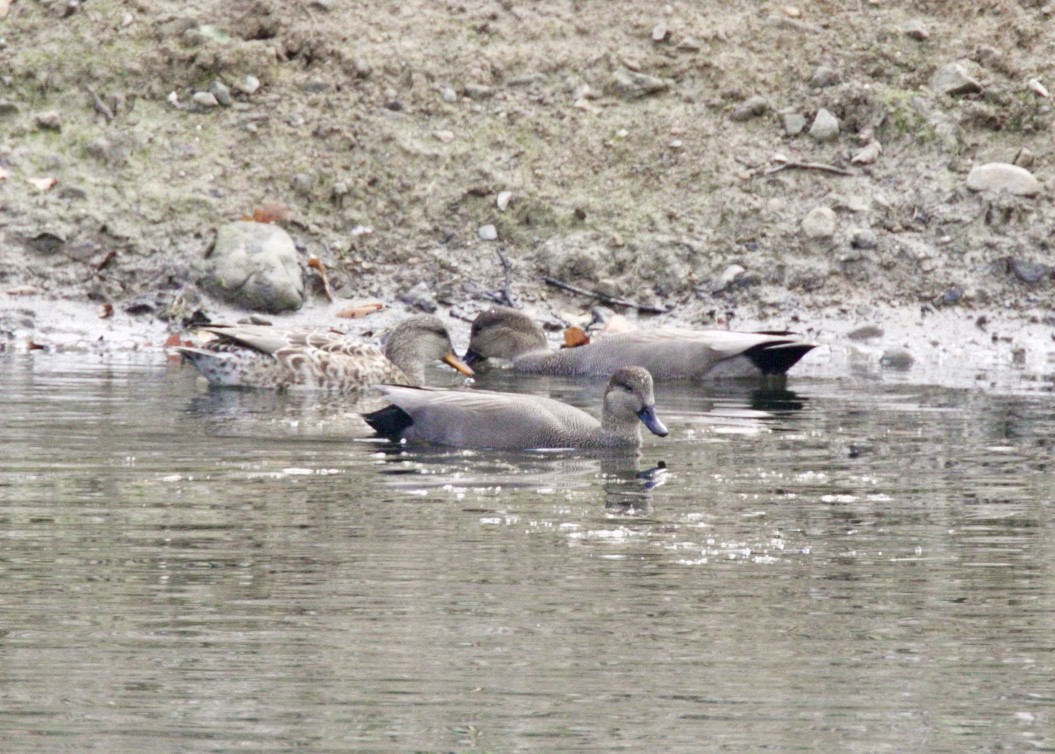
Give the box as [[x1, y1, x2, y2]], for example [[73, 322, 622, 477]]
[[27, 340, 47, 351], [27, 176, 58, 192], [99, 303, 114, 319], [307, 256, 336, 302], [561, 326, 590, 349], [93, 249, 117, 271], [244, 202, 290, 224], [336, 302, 384, 319]]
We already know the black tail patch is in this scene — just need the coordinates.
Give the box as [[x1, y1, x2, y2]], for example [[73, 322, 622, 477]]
[[363, 404, 414, 439], [744, 342, 816, 375]]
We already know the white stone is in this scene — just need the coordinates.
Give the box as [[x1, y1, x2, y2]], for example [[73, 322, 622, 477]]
[[930, 63, 982, 95], [966, 163, 1041, 196], [478, 224, 498, 241], [809, 108, 839, 142], [496, 191, 512, 211], [801, 206, 837, 239]]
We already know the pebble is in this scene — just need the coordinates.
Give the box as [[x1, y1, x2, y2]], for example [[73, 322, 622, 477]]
[[399, 281, 438, 313], [850, 228, 878, 249], [35, 110, 62, 130], [966, 163, 1041, 196], [1010, 258, 1051, 284], [941, 286, 962, 305], [808, 65, 841, 88], [1027, 78, 1049, 98], [463, 84, 493, 100], [847, 325, 883, 341], [238, 75, 261, 95], [496, 191, 512, 211], [782, 112, 807, 136], [478, 224, 498, 241], [880, 347, 914, 370], [651, 23, 669, 42], [902, 19, 929, 40], [851, 140, 882, 165], [434, 129, 454, 143], [802, 206, 837, 239], [730, 95, 769, 122], [209, 79, 232, 106], [1013, 148, 1035, 169], [712, 264, 746, 294], [609, 68, 669, 99], [0, 99, 19, 116], [809, 108, 839, 142], [930, 63, 982, 96], [192, 91, 219, 108], [440, 86, 458, 102]]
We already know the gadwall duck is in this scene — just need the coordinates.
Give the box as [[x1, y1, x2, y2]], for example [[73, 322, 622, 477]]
[[463, 307, 815, 379], [176, 315, 473, 391], [363, 366, 668, 450]]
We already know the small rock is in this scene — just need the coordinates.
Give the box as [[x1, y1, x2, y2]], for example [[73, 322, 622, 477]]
[[808, 65, 841, 88], [1027, 78, 1050, 98], [478, 224, 498, 241], [209, 79, 232, 106], [192, 91, 219, 108], [850, 228, 878, 249], [730, 95, 769, 122], [809, 108, 839, 142], [782, 112, 807, 136], [712, 264, 746, 294], [609, 68, 669, 99], [463, 83, 493, 100], [399, 281, 438, 313], [440, 86, 458, 102], [384, 100, 404, 112], [0, 99, 20, 117], [802, 206, 837, 239], [35, 110, 62, 130], [880, 347, 914, 369], [434, 129, 454, 143], [651, 23, 669, 42], [1013, 148, 1035, 169], [1010, 258, 1051, 284], [496, 191, 512, 211], [237, 75, 261, 95], [851, 140, 882, 165], [847, 325, 884, 341], [930, 63, 982, 96], [902, 19, 929, 40], [941, 286, 962, 305], [966, 163, 1041, 196]]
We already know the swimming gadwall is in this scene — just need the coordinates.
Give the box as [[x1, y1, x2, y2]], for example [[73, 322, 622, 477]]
[[363, 366, 668, 450], [176, 315, 473, 391], [463, 307, 815, 379]]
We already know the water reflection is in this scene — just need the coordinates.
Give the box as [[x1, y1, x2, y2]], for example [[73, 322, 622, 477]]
[[2, 354, 1054, 753]]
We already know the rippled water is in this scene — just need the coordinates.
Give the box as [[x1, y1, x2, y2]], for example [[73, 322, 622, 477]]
[[2, 354, 1054, 753]]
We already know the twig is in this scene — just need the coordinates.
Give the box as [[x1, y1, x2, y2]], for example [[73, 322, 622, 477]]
[[540, 275, 672, 315], [494, 246, 515, 307], [85, 85, 114, 122], [763, 161, 853, 177]]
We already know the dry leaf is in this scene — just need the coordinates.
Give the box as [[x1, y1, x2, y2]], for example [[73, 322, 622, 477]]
[[242, 202, 290, 224], [94, 249, 117, 270], [99, 303, 114, 319], [27, 340, 47, 351], [307, 257, 335, 302], [561, 326, 590, 349], [27, 176, 58, 192], [336, 302, 384, 319]]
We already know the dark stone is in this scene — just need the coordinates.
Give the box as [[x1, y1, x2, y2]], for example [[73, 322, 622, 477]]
[[1010, 258, 1051, 284]]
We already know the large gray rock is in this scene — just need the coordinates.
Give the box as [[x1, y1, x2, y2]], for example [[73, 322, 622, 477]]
[[930, 63, 982, 96], [966, 163, 1041, 196], [809, 108, 840, 142], [204, 221, 304, 313]]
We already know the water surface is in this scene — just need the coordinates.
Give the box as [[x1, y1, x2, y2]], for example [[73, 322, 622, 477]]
[[1, 354, 1053, 753]]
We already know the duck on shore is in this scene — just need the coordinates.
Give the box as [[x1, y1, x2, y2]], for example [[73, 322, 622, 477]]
[[176, 315, 473, 391], [463, 307, 815, 380]]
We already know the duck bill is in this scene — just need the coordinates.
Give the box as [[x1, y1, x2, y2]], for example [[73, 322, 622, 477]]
[[461, 348, 483, 367], [443, 351, 475, 377], [637, 406, 668, 437]]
